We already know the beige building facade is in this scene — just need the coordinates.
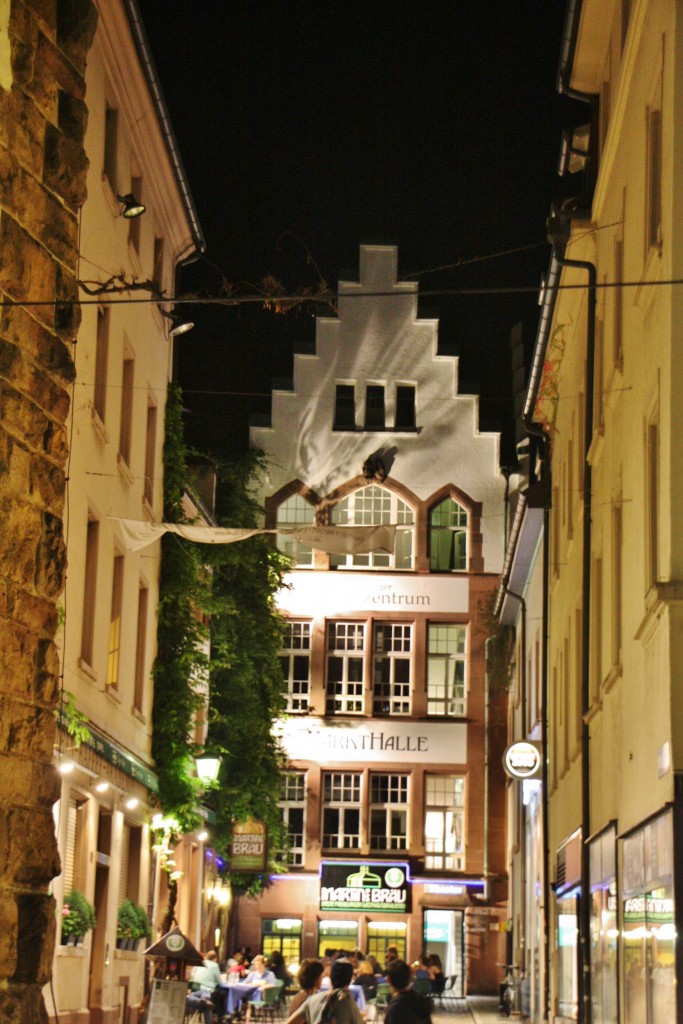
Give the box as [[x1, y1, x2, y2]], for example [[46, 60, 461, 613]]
[[519, 1, 683, 1021], [47, 3, 203, 1022]]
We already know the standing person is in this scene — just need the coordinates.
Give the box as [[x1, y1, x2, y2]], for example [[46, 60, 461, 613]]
[[284, 959, 363, 1024], [288, 960, 325, 1024], [426, 954, 445, 998], [384, 960, 432, 1024], [384, 945, 399, 972]]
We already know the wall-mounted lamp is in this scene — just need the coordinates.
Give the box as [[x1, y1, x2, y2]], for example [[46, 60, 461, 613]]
[[197, 830, 209, 842], [195, 757, 221, 787], [125, 797, 139, 810], [94, 780, 109, 793], [162, 309, 195, 336], [58, 760, 75, 775], [117, 193, 146, 219]]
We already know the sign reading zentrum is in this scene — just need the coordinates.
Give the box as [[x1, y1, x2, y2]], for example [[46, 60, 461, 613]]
[[320, 862, 412, 913]]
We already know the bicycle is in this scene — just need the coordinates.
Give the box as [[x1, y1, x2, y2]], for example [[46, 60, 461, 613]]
[[497, 964, 523, 1017]]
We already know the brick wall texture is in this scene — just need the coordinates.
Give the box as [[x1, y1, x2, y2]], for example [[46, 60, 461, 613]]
[[0, 2, 96, 1020]]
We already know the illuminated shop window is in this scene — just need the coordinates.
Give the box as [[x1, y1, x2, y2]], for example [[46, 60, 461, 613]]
[[262, 918, 302, 965], [326, 622, 365, 715], [322, 772, 361, 850], [279, 773, 306, 867], [373, 624, 412, 716], [330, 485, 414, 569], [366, 921, 407, 963], [318, 920, 359, 957], [276, 494, 315, 567], [424, 774, 465, 871], [280, 621, 311, 712], [427, 624, 467, 716], [370, 773, 408, 851], [429, 497, 468, 571]]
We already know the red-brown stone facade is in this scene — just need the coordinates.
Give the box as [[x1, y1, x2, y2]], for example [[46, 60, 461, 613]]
[[0, 2, 96, 1020]]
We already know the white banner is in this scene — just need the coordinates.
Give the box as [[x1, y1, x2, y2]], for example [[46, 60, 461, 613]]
[[276, 717, 467, 765], [108, 518, 396, 556]]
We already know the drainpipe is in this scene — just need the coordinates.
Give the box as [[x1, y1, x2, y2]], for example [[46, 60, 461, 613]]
[[547, 210, 596, 1024], [541, 509, 551, 1024], [484, 637, 493, 903]]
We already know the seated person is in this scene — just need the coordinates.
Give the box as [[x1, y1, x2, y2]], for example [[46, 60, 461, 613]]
[[355, 960, 378, 1001], [284, 959, 362, 1024], [288, 959, 325, 1024], [269, 950, 294, 987], [384, 960, 432, 1024], [244, 954, 277, 987], [187, 952, 221, 1024]]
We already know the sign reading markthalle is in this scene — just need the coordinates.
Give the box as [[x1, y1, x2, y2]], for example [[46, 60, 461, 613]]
[[229, 818, 267, 871], [320, 862, 411, 913]]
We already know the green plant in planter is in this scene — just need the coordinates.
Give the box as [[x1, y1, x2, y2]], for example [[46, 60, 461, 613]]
[[117, 898, 151, 946], [61, 889, 96, 939]]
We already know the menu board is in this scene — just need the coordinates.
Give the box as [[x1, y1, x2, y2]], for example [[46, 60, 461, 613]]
[[148, 980, 187, 1024]]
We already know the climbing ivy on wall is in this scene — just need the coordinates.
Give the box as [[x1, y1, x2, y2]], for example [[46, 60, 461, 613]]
[[152, 388, 290, 893]]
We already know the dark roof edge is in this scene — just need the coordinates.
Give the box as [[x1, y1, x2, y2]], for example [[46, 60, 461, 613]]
[[123, 0, 206, 256], [557, 0, 584, 94]]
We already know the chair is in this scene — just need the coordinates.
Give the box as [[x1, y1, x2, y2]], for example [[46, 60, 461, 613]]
[[413, 977, 432, 998], [439, 974, 467, 1011], [248, 980, 285, 1021], [374, 982, 391, 1020]]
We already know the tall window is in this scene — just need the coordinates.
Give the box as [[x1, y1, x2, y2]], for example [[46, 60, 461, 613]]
[[326, 622, 365, 714], [276, 494, 315, 567], [133, 583, 148, 712], [646, 417, 659, 587], [143, 400, 157, 507], [119, 353, 134, 468], [94, 307, 110, 424], [62, 797, 86, 897], [80, 515, 99, 668], [128, 176, 142, 254], [427, 624, 466, 716], [330, 485, 414, 569], [424, 774, 465, 871], [370, 773, 408, 851], [280, 772, 306, 866], [280, 621, 311, 712], [334, 384, 356, 430], [646, 105, 662, 251], [322, 772, 361, 850], [365, 385, 385, 429], [429, 497, 468, 571], [106, 553, 124, 688], [612, 502, 622, 667], [395, 385, 416, 429], [373, 624, 411, 716], [613, 235, 624, 369], [103, 103, 118, 192], [153, 237, 165, 293]]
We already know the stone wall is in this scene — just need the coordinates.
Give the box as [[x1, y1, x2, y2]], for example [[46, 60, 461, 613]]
[[0, 2, 96, 1020]]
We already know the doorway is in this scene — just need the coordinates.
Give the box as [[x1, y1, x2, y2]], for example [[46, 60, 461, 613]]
[[423, 909, 465, 996]]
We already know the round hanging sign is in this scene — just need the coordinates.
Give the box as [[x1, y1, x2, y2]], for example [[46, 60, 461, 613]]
[[503, 741, 542, 779]]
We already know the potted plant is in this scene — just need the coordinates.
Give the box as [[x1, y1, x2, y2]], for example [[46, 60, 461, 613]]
[[116, 898, 151, 950], [61, 889, 96, 945]]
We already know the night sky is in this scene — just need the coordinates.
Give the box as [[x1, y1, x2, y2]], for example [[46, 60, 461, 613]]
[[135, 1, 581, 460]]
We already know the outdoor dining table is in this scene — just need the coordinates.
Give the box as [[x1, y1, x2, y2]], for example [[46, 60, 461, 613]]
[[217, 980, 263, 1015]]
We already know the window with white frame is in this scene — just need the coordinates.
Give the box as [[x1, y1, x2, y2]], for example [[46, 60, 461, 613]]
[[322, 772, 361, 850], [430, 497, 468, 571], [276, 494, 315, 567], [329, 485, 414, 569], [326, 622, 365, 715], [424, 774, 465, 871], [370, 773, 408, 851], [280, 621, 311, 712], [373, 624, 411, 715], [427, 624, 467, 716], [280, 772, 306, 866]]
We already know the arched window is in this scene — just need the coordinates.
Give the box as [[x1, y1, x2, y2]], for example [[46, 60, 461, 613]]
[[429, 497, 468, 571], [329, 485, 414, 569], [276, 494, 315, 567]]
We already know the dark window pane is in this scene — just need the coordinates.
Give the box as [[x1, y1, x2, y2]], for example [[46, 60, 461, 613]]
[[327, 657, 343, 682], [334, 385, 355, 430], [395, 660, 410, 683], [365, 385, 385, 430], [395, 385, 416, 429]]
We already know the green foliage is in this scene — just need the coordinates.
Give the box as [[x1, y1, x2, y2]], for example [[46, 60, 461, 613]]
[[62, 889, 96, 937], [57, 690, 93, 748], [152, 385, 210, 831], [204, 451, 291, 894], [117, 898, 151, 940]]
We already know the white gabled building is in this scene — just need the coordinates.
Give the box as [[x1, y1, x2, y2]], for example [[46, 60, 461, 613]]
[[243, 244, 508, 994]]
